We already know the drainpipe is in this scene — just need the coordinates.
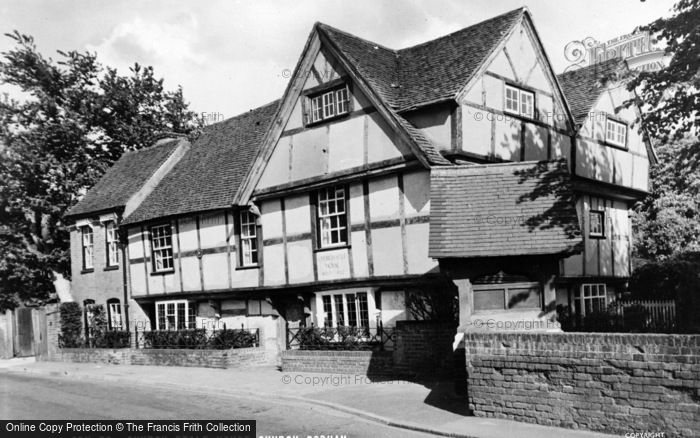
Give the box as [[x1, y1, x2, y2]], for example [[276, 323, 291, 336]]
[[120, 236, 130, 333]]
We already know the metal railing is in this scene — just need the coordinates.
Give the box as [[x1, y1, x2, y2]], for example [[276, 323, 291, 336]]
[[71, 325, 260, 350], [286, 324, 396, 351], [134, 327, 259, 349]]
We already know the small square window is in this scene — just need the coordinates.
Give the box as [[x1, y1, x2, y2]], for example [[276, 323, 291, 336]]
[[605, 117, 627, 148]]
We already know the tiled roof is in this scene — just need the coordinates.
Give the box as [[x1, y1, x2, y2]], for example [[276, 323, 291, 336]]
[[64, 139, 182, 219], [318, 8, 524, 111], [429, 160, 582, 258], [557, 58, 627, 125], [122, 100, 280, 224]]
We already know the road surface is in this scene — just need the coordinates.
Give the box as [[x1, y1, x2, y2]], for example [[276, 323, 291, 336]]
[[0, 372, 434, 437]]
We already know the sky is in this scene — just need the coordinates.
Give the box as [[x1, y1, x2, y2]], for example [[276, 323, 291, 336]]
[[0, 0, 677, 120]]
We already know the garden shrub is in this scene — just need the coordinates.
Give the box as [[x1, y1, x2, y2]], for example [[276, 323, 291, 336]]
[[58, 302, 83, 347]]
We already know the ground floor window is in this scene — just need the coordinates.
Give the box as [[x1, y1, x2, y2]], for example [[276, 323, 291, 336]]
[[107, 298, 123, 330], [574, 283, 607, 316], [155, 300, 196, 330], [320, 292, 369, 328], [472, 282, 541, 312]]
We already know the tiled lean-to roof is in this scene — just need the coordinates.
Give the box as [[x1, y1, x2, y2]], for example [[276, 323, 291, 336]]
[[64, 138, 183, 219], [122, 100, 280, 225], [429, 160, 583, 258]]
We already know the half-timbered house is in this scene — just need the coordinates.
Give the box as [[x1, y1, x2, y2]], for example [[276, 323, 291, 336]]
[[64, 7, 654, 345]]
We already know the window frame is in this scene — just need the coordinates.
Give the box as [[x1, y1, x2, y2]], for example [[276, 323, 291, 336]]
[[155, 299, 196, 331], [504, 84, 536, 119], [472, 282, 542, 313], [305, 83, 351, 126], [105, 222, 119, 269], [604, 116, 628, 149], [319, 291, 370, 328], [589, 209, 606, 238], [574, 284, 607, 316], [238, 210, 259, 267], [107, 298, 123, 330], [81, 226, 94, 272], [316, 185, 349, 249], [150, 223, 174, 273]]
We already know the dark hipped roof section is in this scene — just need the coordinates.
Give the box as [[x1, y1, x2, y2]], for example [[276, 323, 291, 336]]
[[122, 100, 280, 225], [317, 8, 524, 111], [64, 138, 183, 220], [429, 160, 582, 258], [557, 58, 627, 125]]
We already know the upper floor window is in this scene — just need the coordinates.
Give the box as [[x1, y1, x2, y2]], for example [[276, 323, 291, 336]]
[[81, 226, 94, 270], [239, 211, 258, 266], [105, 222, 119, 268], [317, 186, 347, 248], [155, 300, 195, 330], [504, 84, 535, 118], [150, 224, 173, 272], [605, 117, 627, 148], [589, 210, 605, 238], [309, 85, 350, 124]]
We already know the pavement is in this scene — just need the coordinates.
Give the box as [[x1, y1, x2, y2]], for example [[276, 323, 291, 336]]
[[0, 357, 615, 438]]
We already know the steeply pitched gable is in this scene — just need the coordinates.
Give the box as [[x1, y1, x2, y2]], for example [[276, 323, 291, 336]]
[[557, 58, 627, 126], [318, 8, 524, 112]]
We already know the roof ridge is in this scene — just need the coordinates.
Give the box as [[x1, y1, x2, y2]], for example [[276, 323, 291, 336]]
[[435, 159, 566, 171], [315, 22, 398, 54], [397, 7, 524, 53], [557, 57, 627, 79]]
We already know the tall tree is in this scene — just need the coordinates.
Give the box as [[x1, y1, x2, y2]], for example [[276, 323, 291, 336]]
[[631, 0, 700, 260], [0, 32, 201, 310]]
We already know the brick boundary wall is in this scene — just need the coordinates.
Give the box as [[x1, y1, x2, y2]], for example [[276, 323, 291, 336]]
[[54, 346, 273, 369], [281, 321, 456, 377], [281, 350, 395, 375], [45, 304, 275, 369], [464, 332, 700, 437]]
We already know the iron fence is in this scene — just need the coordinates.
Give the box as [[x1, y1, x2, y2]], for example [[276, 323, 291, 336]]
[[286, 324, 396, 351], [134, 327, 259, 349], [67, 325, 260, 350]]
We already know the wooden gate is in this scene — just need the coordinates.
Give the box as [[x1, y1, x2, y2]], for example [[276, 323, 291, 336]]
[[5, 307, 48, 358]]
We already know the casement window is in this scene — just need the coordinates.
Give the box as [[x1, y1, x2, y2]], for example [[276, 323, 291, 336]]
[[317, 186, 348, 248], [150, 224, 173, 272], [239, 210, 258, 266], [155, 300, 196, 330], [504, 84, 535, 118], [575, 284, 607, 316], [309, 85, 350, 124], [107, 298, 123, 330], [105, 222, 119, 268], [81, 226, 94, 270], [589, 209, 605, 238], [605, 117, 627, 148], [473, 282, 542, 312], [320, 292, 369, 328]]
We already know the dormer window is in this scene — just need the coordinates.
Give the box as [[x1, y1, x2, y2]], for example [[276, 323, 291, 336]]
[[308, 84, 350, 124], [605, 117, 627, 149], [504, 84, 535, 119]]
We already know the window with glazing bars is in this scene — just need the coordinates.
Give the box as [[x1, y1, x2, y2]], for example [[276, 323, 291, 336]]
[[151, 224, 173, 272], [106, 222, 119, 267], [239, 211, 258, 266], [82, 226, 94, 270], [317, 186, 347, 248]]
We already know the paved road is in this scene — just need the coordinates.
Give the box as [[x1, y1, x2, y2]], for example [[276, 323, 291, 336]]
[[0, 373, 433, 437]]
